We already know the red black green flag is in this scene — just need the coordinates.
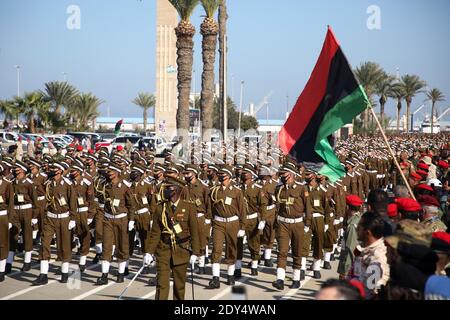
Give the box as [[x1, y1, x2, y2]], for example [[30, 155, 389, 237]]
[[278, 26, 369, 182], [114, 119, 123, 136]]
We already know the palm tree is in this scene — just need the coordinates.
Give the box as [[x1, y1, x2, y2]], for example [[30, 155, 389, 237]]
[[42, 81, 78, 115], [132, 92, 156, 133], [400, 74, 427, 132], [69, 93, 103, 131], [375, 75, 395, 124], [200, 0, 221, 142], [168, 0, 200, 135], [426, 88, 445, 134], [389, 83, 406, 132], [0, 99, 16, 129], [18, 91, 45, 133], [354, 62, 386, 130], [218, 0, 227, 135]]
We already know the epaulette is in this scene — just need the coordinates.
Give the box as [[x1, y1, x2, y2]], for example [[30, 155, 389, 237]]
[[253, 183, 262, 189], [63, 177, 72, 185], [83, 178, 92, 186], [26, 178, 33, 184], [40, 172, 47, 178], [3, 177, 11, 183], [320, 185, 327, 193], [296, 181, 306, 186], [122, 180, 132, 188], [200, 179, 208, 187]]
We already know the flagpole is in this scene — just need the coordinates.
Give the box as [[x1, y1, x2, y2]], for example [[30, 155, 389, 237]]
[[368, 105, 416, 200]]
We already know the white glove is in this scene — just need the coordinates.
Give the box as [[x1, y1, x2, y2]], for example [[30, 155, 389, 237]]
[[68, 220, 76, 230], [31, 218, 38, 226], [143, 253, 154, 266], [8, 223, 12, 230], [237, 230, 246, 238], [205, 219, 211, 225], [87, 218, 93, 225], [128, 220, 135, 231], [339, 217, 344, 223], [333, 219, 341, 226], [189, 255, 197, 265], [304, 226, 310, 233], [324, 225, 329, 232], [258, 221, 266, 230]]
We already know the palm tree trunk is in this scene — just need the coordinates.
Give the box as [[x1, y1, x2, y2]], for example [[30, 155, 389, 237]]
[[29, 117, 35, 133], [431, 101, 435, 134], [218, 0, 227, 137], [380, 102, 385, 124], [200, 18, 219, 143], [143, 107, 148, 133], [405, 100, 411, 133], [396, 101, 401, 133], [175, 23, 195, 137]]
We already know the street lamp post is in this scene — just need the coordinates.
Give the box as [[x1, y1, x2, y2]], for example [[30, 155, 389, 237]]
[[237, 80, 244, 138], [63, 72, 67, 82], [14, 65, 20, 97]]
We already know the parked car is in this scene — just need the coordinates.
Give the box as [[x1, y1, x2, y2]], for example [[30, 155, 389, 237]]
[[141, 137, 168, 156], [67, 132, 102, 145], [0, 131, 28, 150]]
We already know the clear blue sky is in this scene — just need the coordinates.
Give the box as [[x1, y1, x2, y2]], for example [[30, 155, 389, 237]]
[[1, 0, 449, 122]]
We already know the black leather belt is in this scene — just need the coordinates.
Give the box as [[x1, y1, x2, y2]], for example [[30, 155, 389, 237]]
[[161, 235, 190, 246]]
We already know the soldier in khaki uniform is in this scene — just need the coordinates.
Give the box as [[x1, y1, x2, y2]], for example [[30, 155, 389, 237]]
[[272, 162, 309, 290], [182, 164, 211, 275], [235, 164, 267, 277], [258, 165, 278, 267], [146, 177, 201, 300], [8, 161, 38, 272], [33, 161, 77, 285], [207, 165, 246, 289], [301, 170, 331, 279], [128, 163, 153, 274], [0, 163, 16, 281], [92, 159, 109, 264], [27, 158, 47, 245], [96, 162, 136, 285], [69, 158, 95, 272]]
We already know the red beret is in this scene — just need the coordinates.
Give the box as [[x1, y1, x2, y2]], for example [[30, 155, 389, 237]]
[[76, 145, 83, 152], [348, 279, 365, 299], [396, 198, 422, 212], [409, 172, 422, 181], [88, 149, 94, 154], [387, 203, 398, 217], [117, 145, 124, 151], [438, 160, 449, 169], [400, 162, 409, 168], [418, 195, 440, 207], [432, 232, 450, 252], [416, 170, 428, 177], [417, 162, 429, 170], [416, 184, 434, 192], [346, 195, 364, 207]]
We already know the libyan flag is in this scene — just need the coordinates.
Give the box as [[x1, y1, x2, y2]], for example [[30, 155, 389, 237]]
[[278, 26, 370, 183], [114, 119, 123, 136]]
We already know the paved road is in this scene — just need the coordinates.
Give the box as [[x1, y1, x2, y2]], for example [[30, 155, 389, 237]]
[[0, 243, 340, 300]]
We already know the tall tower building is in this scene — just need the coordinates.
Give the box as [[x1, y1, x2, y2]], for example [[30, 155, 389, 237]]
[[155, 0, 178, 138]]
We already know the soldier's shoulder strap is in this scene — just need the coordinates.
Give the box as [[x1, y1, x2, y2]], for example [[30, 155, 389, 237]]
[[63, 177, 72, 185], [122, 179, 132, 188], [83, 178, 92, 186]]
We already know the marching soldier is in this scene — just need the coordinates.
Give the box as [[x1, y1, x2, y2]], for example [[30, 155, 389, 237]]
[[146, 176, 201, 300], [8, 161, 38, 272], [96, 162, 136, 285], [129, 163, 153, 274], [301, 170, 331, 279], [235, 164, 267, 277], [182, 164, 211, 275], [207, 165, 246, 289], [69, 158, 95, 272], [258, 165, 278, 267], [272, 162, 309, 290], [33, 161, 77, 285], [27, 158, 47, 245], [92, 159, 109, 264], [0, 163, 17, 280]]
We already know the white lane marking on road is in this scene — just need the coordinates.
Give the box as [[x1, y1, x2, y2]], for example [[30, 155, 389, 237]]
[[0, 263, 99, 300], [71, 281, 117, 300], [280, 271, 314, 300]]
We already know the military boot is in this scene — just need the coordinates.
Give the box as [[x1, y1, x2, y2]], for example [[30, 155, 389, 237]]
[[32, 274, 48, 286], [226, 275, 235, 286], [22, 263, 31, 272], [60, 273, 69, 284], [272, 279, 284, 290], [96, 273, 108, 285], [207, 276, 220, 289]]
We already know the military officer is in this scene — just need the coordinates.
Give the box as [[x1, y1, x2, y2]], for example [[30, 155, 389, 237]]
[[27, 158, 47, 245], [146, 177, 201, 300], [207, 165, 246, 289]]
